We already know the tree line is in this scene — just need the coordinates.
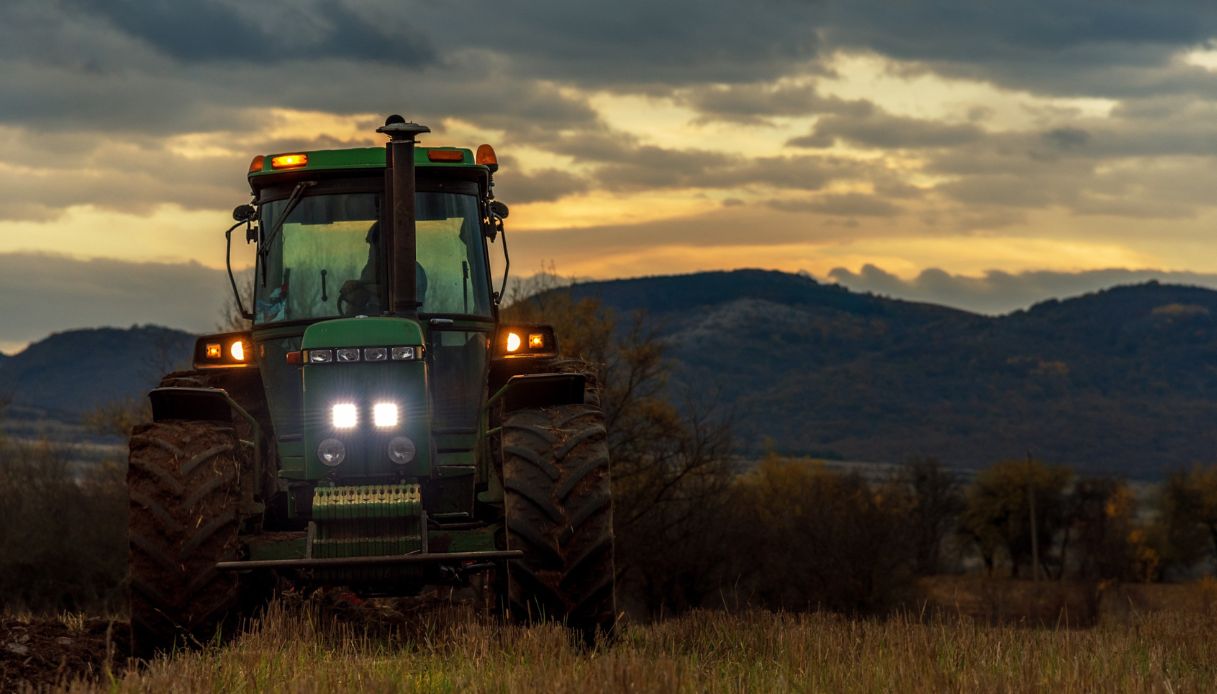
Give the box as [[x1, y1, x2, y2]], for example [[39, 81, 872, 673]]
[[3, 284, 1217, 616], [506, 284, 1217, 615]]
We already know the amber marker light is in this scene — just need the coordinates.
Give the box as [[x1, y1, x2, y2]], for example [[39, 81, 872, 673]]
[[475, 144, 498, 171], [248, 155, 265, 173], [528, 333, 546, 349], [505, 332, 522, 353], [194, 332, 253, 369], [270, 153, 308, 169], [427, 149, 465, 162]]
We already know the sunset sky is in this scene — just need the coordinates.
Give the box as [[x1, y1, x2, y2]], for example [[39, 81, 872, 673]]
[[4, 0, 1217, 352]]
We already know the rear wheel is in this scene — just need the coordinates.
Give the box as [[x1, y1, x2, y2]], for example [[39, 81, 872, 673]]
[[127, 420, 249, 656], [501, 400, 616, 643]]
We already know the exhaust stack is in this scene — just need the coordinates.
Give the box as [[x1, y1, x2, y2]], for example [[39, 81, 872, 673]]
[[377, 115, 430, 317]]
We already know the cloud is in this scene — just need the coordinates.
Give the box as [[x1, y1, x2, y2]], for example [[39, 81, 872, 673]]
[[787, 102, 985, 149], [6, 0, 1217, 319], [407, 0, 826, 89], [62, 0, 437, 66], [821, 1, 1217, 98], [768, 193, 902, 217], [1042, 126, 1091, 150], [588, 140, 873, 194], [494, 167, 590, 204], [827, 264, 1217, 314], [0, 252, 230, 351], [676, 82, 837, 124]]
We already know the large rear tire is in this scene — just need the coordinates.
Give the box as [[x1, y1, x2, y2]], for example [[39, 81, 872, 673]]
[[501, 401, 616, 643], [127, 420, 246, 656]]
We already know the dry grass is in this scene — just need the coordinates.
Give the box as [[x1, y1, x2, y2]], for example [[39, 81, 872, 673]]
[[57, 593, 1217, 694]]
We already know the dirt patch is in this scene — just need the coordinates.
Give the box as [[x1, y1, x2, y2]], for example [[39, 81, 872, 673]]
[[0, 617, 126, 691], [0, 588, 484, 689]]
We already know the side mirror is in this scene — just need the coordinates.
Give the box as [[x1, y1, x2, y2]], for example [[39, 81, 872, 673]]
[[489, 201, 509, 219], [233, 204, 257, 222]]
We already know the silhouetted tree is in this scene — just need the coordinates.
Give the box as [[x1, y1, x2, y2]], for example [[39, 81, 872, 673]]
[[1067, 477, 1142, 581], [504, 271, 736, 613], [961, 459, 1072, 578], [725, 454, 915, 612], [1156, 465, 1217, 574], [898, 457, 963, 575]]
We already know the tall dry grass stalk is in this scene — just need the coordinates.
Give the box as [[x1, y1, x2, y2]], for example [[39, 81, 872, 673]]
[[64, 598, 1217, 694]]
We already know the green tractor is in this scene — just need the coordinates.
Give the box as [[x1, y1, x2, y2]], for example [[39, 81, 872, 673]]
[[126, 115, 615, 653]]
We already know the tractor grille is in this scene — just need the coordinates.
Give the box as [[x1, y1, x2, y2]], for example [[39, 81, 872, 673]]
[[310, 484, 423, 558]]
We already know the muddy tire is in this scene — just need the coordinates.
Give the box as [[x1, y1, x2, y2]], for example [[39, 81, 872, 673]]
[[501, 401, 616, 643], [127, 420, 245, 656]]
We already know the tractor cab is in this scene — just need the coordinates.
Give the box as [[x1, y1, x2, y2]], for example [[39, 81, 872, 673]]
[[249, 148, 496, 324], [238, 143, 502, 488]]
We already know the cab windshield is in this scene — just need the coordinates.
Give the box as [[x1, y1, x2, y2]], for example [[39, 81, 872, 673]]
[[255, 191, 492, 323]]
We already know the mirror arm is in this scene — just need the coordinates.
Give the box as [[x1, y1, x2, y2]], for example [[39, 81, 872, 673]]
[[496, 218, 510, 306], [225, 221, 254, 321]]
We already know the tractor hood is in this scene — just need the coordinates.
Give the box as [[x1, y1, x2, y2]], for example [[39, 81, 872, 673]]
[[300, 316, 431, 481]]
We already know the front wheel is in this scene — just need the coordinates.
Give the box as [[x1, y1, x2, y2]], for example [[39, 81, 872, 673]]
[[501, 400, 617, 643], [127, 420, 251, 656]]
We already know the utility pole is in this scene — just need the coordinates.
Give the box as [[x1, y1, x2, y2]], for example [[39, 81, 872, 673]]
[[1027, 450, 1039, 582]]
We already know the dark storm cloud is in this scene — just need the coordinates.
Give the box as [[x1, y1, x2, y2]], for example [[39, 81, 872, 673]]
[[827, 264, 1217, 315], [407, 0, 824, 89], [676, 83, 836, 124], [0, 124, 257, 220], [2, 0, 1217, 229], [493, 167, 590, 204], [0, 0, 827, 145], [61, 0, 437, 65], [583, 134, 872, 192], [914, 113, 1217, 220], [1042, 127, 1091, 151], [0, 253, 228, 350], [822, 0, 1217, 98], [787, 103, 985, 150]]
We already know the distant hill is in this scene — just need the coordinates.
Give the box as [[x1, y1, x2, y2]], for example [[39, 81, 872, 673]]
[[0, 326, 194, 419], [6, 271, 1217, 478], [567, 270, 1217, 478]]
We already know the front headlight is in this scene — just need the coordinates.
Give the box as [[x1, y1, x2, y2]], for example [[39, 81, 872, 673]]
[[505, 331, 522, 353], [388, 436, 416, 465], [318, 438, 346, 466], [373, 402, 399, 428], [331, 403, 358, 429]]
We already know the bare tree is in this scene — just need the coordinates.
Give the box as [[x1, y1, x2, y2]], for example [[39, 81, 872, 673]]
[[503, 268, 736, 613], [217, 270, 255, 333], [899, 457, 963, 575]]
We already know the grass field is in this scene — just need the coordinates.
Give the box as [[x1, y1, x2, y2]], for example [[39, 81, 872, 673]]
[[32, 583, 1215, 693]]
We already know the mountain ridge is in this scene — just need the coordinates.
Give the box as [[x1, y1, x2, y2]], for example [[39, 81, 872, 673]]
[[4, 270, 1214, 478], [564, 270, 1217, 478]]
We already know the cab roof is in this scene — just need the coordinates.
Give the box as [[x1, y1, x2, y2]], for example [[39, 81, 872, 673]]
[[248, 146, 481, 178]]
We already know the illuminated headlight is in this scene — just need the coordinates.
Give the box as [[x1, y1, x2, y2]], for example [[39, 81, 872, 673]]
[[318, 438, 346, 466], [331, 403, 358, 429], [387, 436, 416, 465], [336, 348, 361, 363], [391, 346, 418, 360], [373, 402, 399, 428], [364, 347, 388, 362], [308, 349, 333, 364]]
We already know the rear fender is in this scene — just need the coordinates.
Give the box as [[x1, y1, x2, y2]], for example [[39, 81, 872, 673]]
[[150, 386, 237, 422], [491, 373, 586, 413], [148, 386, 264, 492]]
